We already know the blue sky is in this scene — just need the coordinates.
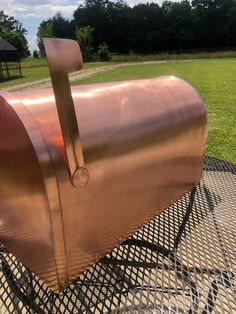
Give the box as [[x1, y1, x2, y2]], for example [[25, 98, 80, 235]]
[[1, 0, 165, 52]]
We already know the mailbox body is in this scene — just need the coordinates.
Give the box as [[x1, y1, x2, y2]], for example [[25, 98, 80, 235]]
[[0, 77, 207, 291]]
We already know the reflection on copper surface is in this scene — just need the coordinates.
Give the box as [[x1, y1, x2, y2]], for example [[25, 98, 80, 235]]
[[0, 38, 207, 292]]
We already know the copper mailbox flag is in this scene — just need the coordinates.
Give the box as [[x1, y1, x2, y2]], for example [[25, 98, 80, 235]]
[[0, 38, 207, 292]]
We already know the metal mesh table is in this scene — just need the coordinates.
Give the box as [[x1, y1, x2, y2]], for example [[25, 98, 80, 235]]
[[0, 156, 235, 313]]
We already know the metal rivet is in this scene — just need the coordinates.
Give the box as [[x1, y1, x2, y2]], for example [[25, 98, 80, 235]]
[[72, 167, 89, 188]]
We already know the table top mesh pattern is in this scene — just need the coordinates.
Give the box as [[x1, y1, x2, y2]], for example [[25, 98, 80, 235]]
[[0, 156, 235, 313]]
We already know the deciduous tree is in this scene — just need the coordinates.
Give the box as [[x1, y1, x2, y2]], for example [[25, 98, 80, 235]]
[[75, 26, 95, 61], [37, 13, 74, 56], [0, 10, 29, 58]]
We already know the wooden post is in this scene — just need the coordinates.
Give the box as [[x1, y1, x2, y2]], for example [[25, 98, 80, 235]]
[[5, 61, 9, 79], [0, 62, 3, 80], [18, 60, 22, 77]]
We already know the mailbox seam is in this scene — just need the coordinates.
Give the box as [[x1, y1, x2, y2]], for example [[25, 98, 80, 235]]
[[21, 104, 69, 291]]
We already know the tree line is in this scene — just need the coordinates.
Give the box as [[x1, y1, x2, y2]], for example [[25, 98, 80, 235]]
[[1, 0, 236, 59], [37, 0, 236, 58]]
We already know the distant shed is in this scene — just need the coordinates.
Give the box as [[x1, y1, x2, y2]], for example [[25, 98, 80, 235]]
[[0, 38, 22, 80]]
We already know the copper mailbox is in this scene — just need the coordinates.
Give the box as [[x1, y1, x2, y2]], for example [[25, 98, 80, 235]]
[[0, 38, 207, 292]]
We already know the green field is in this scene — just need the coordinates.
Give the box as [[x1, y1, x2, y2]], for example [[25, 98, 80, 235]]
[[73, 58, 236, 163], [0, 58, 235, 163], [0, 58, 112, 89]]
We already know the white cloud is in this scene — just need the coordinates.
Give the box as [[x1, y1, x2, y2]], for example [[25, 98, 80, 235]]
[[17, 0, 53, 5], [1, 0, 169, 20], [2, 0, 166, 18], [126, 0, 163, 5], [1, 0, 82, 52], [28, 34, 38, 52], [1, 0, 80, 19]]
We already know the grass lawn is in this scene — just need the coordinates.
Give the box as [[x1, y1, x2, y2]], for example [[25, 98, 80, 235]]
[[73, 58, 236, 163], [0, 57, 113, 89]]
